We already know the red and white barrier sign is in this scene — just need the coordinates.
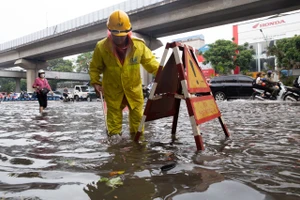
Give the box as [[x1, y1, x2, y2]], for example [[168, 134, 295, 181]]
[[134, 42, 230, 150]]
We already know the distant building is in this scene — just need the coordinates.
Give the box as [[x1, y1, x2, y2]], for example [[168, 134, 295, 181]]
[[198, 44, 210, 54], [172, 35, 211, 69], [233, 11, 300, 72], [172, 34, 205, 49], [197, 44, 212, 70]]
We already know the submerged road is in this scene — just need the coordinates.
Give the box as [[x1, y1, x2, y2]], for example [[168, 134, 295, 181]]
[[0, 100, 299, 200]]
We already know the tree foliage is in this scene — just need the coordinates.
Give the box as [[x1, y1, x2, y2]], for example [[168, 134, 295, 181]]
[[75, 52, 93, 73], [46, 58, 75, 90], [0, 78, 15, 93], [268, 35, 300, 69], [47, 58, 74, 72], [201, 39, 255, 74]]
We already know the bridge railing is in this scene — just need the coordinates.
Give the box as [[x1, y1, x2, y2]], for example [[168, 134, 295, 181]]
[[0, 0, 165, 52]]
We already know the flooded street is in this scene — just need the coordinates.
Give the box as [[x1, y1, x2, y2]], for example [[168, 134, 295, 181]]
[[0, 100, 300, 200]]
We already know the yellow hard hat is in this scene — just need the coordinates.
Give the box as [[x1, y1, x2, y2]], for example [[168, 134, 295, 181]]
[[107, 10, 132, 36]]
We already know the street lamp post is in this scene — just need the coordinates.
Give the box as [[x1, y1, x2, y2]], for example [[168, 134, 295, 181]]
[[260, 29, 269, 70]]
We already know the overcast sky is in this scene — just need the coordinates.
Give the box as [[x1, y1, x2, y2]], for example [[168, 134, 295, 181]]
[[0, 0, 234, 44], [0, 0, 126, 43]]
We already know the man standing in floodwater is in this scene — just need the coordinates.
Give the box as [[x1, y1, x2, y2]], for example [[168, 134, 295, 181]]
[[89, 10, 159, 140]]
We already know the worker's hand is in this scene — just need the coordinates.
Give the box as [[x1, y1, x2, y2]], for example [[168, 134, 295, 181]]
[[94, 84, 104, 96]]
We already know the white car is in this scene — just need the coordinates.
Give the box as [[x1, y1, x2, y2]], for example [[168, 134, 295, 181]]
[[72, 85, 89, 101]]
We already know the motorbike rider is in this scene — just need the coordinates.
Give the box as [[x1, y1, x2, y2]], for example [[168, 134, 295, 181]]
[[63, 87, 69, 99], [253, 72, 265, 88], [293, 75, 300, 88], [264, 70, 280, 99]]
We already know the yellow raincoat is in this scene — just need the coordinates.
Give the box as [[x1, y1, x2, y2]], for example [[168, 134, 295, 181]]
[[89, 37, 159, 135]]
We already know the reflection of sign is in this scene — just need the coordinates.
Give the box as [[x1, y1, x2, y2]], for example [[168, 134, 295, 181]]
[[191, 96, 220, 124], [185, 48, 210, 93]]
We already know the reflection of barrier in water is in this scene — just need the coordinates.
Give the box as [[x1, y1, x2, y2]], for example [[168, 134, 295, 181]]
[[84, 165, 225, 200], [83, 141, 225, 200], [153, 167, 225, 198], [135, 42, 230, 150]]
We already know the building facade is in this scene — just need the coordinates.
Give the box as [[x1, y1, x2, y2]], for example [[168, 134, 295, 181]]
[[233, 11, 300, 72], [173, 34, 205, 50]]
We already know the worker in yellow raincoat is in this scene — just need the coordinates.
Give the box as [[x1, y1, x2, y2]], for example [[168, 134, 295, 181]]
[[89, 10, 159, 139]]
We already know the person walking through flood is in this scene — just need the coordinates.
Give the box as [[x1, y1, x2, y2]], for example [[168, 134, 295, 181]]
[[32, 69, 53, 113], [89, 10, 159, 140]]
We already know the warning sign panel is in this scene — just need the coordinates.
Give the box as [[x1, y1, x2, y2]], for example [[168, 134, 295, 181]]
[[135, 42, 230, 151], [190, 96, 221, 124], [184, 48, 211, 93]]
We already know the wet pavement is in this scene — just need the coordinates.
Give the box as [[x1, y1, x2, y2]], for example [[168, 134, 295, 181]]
[[0, 100, 299, 200]]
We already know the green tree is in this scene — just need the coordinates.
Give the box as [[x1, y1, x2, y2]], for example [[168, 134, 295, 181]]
[[46, 58, 75, 90], [268, 35, 300, 70], [0, 78, 27, 92], [201, 39, 255, 74], [20, 79, 27, 91], [47, 58, 74, 72], [0, 78, 15, 93], [75, 52, 93, 73]]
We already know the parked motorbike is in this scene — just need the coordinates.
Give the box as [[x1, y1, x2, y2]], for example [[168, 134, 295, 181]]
[[252, 81, 287, 101], [283, 76, 300, 101], [283, 86, 300, 101]]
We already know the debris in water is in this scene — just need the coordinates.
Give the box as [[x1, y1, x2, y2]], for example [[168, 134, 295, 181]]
[[161, 163, 176, 171]]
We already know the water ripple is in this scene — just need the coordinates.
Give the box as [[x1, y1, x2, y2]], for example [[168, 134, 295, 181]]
[[0, 100, 300, 199]]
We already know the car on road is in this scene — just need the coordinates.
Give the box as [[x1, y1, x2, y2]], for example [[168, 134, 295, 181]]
[[72, 85, 89, 101], [47, 92, 62, 99], [53, 91, 63, 99], [87, 87, 99, 101], [209, 74, 254, 101]]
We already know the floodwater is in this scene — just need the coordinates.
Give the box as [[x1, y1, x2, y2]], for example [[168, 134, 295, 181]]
[[0, 100, 299, 200]]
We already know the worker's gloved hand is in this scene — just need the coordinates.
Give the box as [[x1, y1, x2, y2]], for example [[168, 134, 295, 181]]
[[93, 84, 104, 96]]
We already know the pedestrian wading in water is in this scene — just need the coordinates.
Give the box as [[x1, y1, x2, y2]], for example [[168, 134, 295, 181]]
[[89, 10, 159, 141], [32, 69, 53, 113]]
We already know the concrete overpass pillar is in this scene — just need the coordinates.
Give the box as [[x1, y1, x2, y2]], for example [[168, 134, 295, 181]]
[[14, 59, 48, 92], [133, 32, 161, 86], [132, 32, 163, 51], [15, 78, 21, 93], [26, 69, 36, 92]]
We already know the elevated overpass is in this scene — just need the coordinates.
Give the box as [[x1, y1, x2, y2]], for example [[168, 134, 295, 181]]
[[0, 69, 90, 92], [0, 0, 300, 92], [0, 69, 90, 81]]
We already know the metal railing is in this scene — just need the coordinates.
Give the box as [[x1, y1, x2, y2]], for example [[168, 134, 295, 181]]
[[0, 0, 165, 52]]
